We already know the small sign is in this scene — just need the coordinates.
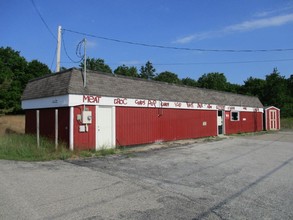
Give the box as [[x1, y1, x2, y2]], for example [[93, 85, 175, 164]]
[[79, 125, 86, 132]]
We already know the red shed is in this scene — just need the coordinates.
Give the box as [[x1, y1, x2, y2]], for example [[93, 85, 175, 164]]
[[264, 106, 280, 130], [22, 68, 264, 150]]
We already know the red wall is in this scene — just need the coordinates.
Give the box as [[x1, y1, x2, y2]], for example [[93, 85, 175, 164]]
[[39, 109, 55, 139], [25, 110, 36, 134], [73, 105, 96, 150], [25, 108, 70, 146], [116, 107, 217, 146], [57, 108, 70, 144], [225, 111, 263, 134]]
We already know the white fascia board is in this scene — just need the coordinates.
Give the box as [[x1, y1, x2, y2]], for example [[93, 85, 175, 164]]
[[69, 94, 264, 112], [22, 94, 264, 113], [21, 95, 69, 109]]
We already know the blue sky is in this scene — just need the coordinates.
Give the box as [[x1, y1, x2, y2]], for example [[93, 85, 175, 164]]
[[1, 0, 292, 84]]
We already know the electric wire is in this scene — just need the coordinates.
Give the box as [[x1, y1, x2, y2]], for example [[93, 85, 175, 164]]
[[62, 28, 293, 53], [62, 31, 83, 63], [30, 0, 57, 41], [154, 58, 293, 65], [76, 40, 85, 59], [50, 45, 57, 71], [60, 58, 293, 66]]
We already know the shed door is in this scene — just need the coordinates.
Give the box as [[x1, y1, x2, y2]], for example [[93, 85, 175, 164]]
[[270, 110, 277, 130], [217, 110, 224, 135], [96, 106, 115, 149]]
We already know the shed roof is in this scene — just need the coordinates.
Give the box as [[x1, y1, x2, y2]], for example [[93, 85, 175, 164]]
[[22, 68, 263, 108]]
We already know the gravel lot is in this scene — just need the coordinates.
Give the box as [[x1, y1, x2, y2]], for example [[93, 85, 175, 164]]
[[0, 131, 292, 220]]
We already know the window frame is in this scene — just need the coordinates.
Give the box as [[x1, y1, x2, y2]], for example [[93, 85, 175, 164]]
[[231, 111, 240, 121]]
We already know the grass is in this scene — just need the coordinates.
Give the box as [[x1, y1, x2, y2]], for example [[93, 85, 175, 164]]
[[0, 134, 73, 161], [0, 115, 25, 136], [0, 134, 119, 161], [281, 117, 293, 130]]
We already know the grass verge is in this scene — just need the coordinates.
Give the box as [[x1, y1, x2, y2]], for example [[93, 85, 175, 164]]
[[0, 134, 72, 161], [281, 117, 293, 130], [0, 134, 119, 161]]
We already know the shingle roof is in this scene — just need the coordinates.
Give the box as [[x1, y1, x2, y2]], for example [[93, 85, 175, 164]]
[[22, 68, 263, 108]]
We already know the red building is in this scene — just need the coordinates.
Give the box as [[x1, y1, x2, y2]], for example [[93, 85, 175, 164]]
[[22, 68, 264, 150], [264, 106, 280, 131]]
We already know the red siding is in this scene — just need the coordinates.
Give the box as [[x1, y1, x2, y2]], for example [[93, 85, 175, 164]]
[[58, 108, 70, 144], [25, 110, 36, 134], [225, 111, 263, 134], [39, 109, 55, 139], [25, 108, 70, 146], [73, 105, 96, 150], [116, 107, 217, 146]]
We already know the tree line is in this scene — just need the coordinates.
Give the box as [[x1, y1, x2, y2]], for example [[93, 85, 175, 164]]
[[1, 47, 292, 117], [0, 47, 51, 113]]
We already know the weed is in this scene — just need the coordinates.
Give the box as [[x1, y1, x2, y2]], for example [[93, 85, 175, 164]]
[[79, 150, 93, 158], [203, 136, 223, 142], [281, 117, 293, 130], [95, 148, 116, 157]]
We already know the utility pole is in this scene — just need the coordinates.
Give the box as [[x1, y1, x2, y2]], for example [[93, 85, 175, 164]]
[[56, 25, 62, 72], [83, 38, 87, 87]]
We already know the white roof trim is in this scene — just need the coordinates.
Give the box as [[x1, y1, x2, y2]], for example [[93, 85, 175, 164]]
[[22, 94, 264, 113]]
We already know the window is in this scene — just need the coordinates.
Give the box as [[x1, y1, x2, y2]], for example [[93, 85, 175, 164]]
[[231, 111, 239, 121]]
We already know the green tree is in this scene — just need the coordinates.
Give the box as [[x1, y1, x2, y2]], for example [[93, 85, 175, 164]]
[[114, 65, 139, 77], [181, 77, 197, 87], [197, 72, 228, 91], [0, 47, 27, 113], [155, 71, 180, 84], [241, 77, 266, 99], [226, 82, 241, 94], [288, 74, 293, 97], [286, 75, 293, 117], [81, 58, 112, 73], [139, 61, 156, 80], [0, 47, 51, 113], [60, 66, 68, 71], [262, 68, 290, 117], [23, 60, 51, 89]]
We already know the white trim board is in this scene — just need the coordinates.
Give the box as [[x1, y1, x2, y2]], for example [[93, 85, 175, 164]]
[[22, 94, 264, 113]]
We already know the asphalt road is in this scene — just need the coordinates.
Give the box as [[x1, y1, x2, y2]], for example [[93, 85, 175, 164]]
[[0, 131, 292, 220]]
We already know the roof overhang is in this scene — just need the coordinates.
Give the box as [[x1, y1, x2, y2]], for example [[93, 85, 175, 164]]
[[22, 94, 264, 113]]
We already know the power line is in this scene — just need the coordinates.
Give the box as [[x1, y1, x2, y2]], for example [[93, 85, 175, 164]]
[[50, 45, 57, 71], [154, 58, 293, 65], [62, 28, 293, 53], [30, 0, 57, 41], [61, 31, 83, 63], [61, 58, 293, 66], [76, 39, 85, 59]]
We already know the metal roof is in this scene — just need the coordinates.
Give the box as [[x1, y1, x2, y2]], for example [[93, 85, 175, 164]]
[[22, 68, 263, 108]]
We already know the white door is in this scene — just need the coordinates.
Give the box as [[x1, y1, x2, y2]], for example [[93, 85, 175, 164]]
[[96, 106, 115, 150], [270, 110, 277, 130], [217, 111, 224, 135]]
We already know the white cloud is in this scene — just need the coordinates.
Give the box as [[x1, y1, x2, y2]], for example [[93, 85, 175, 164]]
[[225, 14, 293, 32], [86, 40, 97, 48], [118, 60, 142, 66], [175, 13, 293, 44], [254, 4, 293, 17]]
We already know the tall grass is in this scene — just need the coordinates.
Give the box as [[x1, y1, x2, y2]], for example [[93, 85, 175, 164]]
[[0, 134, 72, 161], [281, 117, 293, 130], [0, 134, 120, 161]]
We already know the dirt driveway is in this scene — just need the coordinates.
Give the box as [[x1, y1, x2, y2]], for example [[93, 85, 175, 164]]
[[0, 131, 292, 219]]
